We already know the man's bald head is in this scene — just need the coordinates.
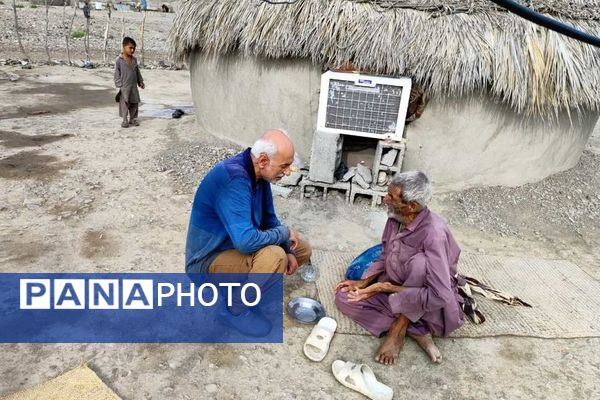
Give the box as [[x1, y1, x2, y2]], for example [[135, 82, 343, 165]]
[[250, 129, 295, 182], [251, 129, 295, 160]]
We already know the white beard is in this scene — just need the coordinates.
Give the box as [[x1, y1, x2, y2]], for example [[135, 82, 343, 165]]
[[387, 207, 404, 223]]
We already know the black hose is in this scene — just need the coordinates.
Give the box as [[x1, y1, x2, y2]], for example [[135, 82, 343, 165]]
[[488, 0, 600, 47]]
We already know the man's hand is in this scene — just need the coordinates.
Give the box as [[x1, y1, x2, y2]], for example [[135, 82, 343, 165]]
[[139, 83, 145, 89], [335, 278, 368, 294], [285, 253, 299, 275], [347, 282, 402, 303], [347, 283, 384, 302], [288, 228, 299, 251]]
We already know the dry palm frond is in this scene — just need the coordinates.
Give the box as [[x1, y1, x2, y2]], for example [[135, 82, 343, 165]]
[[169, 0, 600, 116]]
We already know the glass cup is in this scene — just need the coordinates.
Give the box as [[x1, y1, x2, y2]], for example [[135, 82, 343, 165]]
[[298, 259, 319, 283]]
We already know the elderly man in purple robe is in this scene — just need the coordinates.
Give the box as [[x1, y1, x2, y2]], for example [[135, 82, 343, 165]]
[[335, 171, 464, 365]]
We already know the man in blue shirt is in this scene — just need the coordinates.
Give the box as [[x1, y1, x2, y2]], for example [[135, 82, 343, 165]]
[[185, 129, 311, 332]]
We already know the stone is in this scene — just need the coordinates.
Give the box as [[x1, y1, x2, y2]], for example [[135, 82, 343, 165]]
[[340, 167, 356, 182], [278, 171, 302, 186], [0, 72, 20, 82], [381, 149, 399, 166], [205, 384, 219, 394], [353, 173, 370, 189], [23, 197, 44, 209], [377, 171, 389, 185], [356, 163, 372, 184], [270, 184, 293, 198]]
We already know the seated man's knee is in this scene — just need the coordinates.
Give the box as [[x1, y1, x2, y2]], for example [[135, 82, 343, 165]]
[[334, 290, 352, 312], [255, 245, 288, 273]]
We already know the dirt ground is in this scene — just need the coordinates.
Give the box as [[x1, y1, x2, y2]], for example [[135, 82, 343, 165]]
[[1, 65, 600, 400]]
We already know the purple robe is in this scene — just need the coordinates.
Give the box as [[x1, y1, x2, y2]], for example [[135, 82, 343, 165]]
[[335, 208, 464, 337]]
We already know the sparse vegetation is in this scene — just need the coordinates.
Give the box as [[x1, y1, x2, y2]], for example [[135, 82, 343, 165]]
[[71, 30, 85, 39], [30, 4, 37, 8]]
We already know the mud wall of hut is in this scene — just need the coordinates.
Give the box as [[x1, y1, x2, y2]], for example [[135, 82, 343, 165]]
[[189, 54, 598, 190]]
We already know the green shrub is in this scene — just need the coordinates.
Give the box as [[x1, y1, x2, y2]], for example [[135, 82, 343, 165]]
[[15, 4, 24, 8], [30, 4, 37, 8], [71, 31, 85, 39]]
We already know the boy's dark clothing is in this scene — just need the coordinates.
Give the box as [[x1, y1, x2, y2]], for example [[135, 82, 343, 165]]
[[114, 54, 143, 123]]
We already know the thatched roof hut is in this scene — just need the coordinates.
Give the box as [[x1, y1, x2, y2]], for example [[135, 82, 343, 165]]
[[171, 0, 600, 114], [170, 0, 600, 189]]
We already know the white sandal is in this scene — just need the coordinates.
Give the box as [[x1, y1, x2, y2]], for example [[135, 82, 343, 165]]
[[332, 360, 393, 400], [303, 317, 337, 362]]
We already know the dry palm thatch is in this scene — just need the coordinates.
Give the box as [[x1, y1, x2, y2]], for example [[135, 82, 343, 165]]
[[169, 0, 600, 115]]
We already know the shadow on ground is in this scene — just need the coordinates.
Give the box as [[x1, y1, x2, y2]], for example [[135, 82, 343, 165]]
[[1, 81, 114, 119]]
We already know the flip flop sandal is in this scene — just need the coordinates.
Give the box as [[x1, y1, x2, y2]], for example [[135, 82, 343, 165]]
[[332, 360, 393, 400], [303, 317, 337, 362]]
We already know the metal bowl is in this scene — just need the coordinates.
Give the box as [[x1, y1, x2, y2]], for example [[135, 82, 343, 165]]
[[286, 297, 326, 324]]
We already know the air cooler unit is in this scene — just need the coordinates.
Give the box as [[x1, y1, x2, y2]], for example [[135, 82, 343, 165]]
[[316, 71, 412, 141]]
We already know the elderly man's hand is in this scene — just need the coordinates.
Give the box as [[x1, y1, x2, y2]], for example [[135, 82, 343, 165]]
[[335, 279, 368, 294], [347, 282, 402, 302], [285, 253, 299, 275], [347, 282, 386, 302]]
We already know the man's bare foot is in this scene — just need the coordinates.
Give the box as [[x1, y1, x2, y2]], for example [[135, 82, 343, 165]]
[[375, 334, 405, 365], [409, 333, 442, 363]]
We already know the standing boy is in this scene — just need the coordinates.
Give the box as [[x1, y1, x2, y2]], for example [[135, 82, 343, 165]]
[[114, 37, 145, 128]]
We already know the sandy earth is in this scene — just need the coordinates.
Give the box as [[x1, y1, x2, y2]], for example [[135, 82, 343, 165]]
[[1, 65, 600, 400]]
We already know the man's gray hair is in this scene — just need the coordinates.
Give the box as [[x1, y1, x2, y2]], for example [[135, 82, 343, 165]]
[[390, 171, 432, 208], [250, 128, 289, 158], [251, 138, 277, 158]]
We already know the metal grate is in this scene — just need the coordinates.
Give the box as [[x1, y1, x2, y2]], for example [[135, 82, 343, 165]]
[[325, 79, 404, 135]]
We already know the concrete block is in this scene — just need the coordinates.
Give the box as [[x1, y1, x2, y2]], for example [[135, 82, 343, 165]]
[[373, 139, 406, 187], [308, 129, 342, 184], [350, 186, 387, 207], [300, 179, 351, 202], [381, 149, 399, 167]]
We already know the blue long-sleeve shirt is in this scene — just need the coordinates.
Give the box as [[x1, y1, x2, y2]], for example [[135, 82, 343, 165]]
[[185, 148, 291, 273]]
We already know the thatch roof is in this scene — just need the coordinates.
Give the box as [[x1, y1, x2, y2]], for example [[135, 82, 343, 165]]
[[170, 0, 600, 115]]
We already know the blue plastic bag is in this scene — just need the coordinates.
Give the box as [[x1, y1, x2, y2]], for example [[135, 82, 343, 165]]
[[345, 244, 383, 280]]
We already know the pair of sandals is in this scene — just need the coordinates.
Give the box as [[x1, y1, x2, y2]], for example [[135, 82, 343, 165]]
[[303, 317, 393, 400]]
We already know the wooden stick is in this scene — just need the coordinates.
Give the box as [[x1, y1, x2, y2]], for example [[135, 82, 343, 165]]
[[66, 0, 77, 65], [11, 0, 29, 60], [103, 1, 112, 63], [44, 0, 51, 62], [140, 10, 147, 66]]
